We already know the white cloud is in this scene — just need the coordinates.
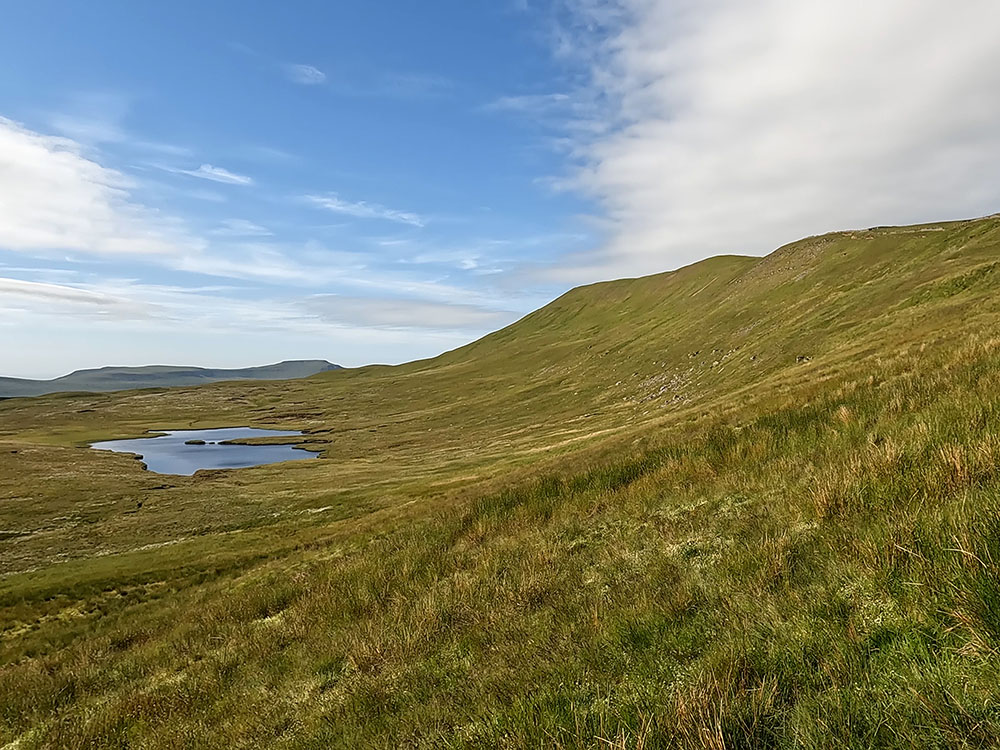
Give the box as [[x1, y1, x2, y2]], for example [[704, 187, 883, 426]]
[[175, 163, 254, 185], [0, 276, 153, 319], [306, 295, 515, 330], [50, 112, 127, 144], [211, 219, 273, 237], [173, 244, 334, 285], [47, 92, 130, 145], [485, 92, 572, 113], [284, 64, 327, 85], [407, 249, 481, 270], [549, 0, 1000, 281], [0, 117, 197, 256], [306, 194, 426, 227], [52, 113, 191, 156], [49, 93, 191, 155], [0, 266, 520, 378], [0, 118, 530, 377]]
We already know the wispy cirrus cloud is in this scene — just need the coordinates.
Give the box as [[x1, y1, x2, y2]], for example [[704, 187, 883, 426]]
[[0, 276, 154, 319], [305, 294, 515, 330], [52, 113, 192, 156], [174, 163, 254, 185], [211, 219, 272, 237], [484, 92, 571, 114], [0, 269, 515, 340], [172, 244, 341, 285], [0, 272, 490, 377], [48, 92, 192, 155], [284, 63, 327, 85], [306, 194, 426, 227], [230, 42, 328, 88], [149, 162, 254, 185]]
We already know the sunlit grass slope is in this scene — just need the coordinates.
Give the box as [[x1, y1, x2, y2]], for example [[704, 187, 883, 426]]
[[2, 215, 1000, 747]]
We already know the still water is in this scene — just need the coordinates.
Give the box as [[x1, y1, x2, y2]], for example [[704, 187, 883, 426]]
[[90, 427, 317, 476]]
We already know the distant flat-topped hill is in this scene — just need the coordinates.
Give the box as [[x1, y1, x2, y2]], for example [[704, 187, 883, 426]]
[[0, 359, 342, 398]]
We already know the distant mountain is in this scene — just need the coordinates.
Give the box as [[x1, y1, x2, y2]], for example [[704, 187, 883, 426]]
[[0, 360, 342, 398]]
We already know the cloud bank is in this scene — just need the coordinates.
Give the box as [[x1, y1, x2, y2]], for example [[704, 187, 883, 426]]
[[551, 0, 1000, 281], [0, 117, 196, 257], [0, 276, 153, 319]]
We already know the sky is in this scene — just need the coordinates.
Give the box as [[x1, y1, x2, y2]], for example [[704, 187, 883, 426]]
[[2, 1, 1000, 379]]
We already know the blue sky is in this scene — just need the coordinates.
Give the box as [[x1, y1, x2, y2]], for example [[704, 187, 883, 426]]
[[0, 1, 596, 377], [3, 1, 1000, 378]]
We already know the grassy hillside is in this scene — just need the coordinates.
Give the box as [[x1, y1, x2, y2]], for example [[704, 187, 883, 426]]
[[2, 215, 1000, 747], [0, 360, 341, 398]]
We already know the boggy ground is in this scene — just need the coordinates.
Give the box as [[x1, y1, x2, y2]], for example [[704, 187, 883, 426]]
[[3, 216, 1000, 747]]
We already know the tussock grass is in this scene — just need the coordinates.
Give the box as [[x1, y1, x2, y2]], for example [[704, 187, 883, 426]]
[[4, 217, 1000, 746]]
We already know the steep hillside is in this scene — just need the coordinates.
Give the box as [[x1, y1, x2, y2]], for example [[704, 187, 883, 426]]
[[3, 215, 1000, 747], [0, 359, 342, 398]]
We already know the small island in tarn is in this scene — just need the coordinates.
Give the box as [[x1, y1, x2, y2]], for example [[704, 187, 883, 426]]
[[91, 428, 315, 475]]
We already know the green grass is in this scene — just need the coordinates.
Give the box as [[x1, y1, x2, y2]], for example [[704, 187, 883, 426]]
[[3, 216, 1000, 747]]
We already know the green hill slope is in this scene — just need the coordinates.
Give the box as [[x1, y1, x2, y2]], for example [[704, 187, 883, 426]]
[[0, 359, 342, 398], [2, 215, 1000, 747]]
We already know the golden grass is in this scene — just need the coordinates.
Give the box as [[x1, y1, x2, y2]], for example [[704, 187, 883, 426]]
[[3, 216, 1000, 746]]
